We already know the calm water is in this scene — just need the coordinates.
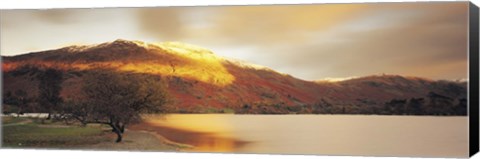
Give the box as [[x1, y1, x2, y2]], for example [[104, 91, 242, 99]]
[[141, 114, 468, 158]]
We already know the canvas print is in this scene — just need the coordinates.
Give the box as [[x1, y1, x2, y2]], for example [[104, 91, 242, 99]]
[[0, 2, 475, 158]]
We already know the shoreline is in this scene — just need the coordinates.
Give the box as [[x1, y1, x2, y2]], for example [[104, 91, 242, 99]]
[[129, 121, 250, 153], [1, 116, 188, 151], [74, 129, 190, 152], [134, 129, 194, 150]]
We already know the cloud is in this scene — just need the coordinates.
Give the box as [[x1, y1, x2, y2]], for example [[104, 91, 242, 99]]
[[208, 4, 369, 45], [97, 2, 472, 80], [135, 4, 370, 45], [1, 8, 140, 55], [34, 9, 76, 24], [1, 2, 469, 81], [247, 2, 468, 80], [2, 9, 80, 25], [136, 7, 201, 41]]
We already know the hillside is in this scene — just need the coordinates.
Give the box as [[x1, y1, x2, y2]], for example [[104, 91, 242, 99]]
[[2, 39, 467, 115]]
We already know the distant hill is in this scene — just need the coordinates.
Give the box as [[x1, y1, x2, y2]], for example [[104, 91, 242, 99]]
[[2, 39, 467, 115]]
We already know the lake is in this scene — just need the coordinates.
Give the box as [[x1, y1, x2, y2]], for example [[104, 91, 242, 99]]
[[138, 114, 468, 158]]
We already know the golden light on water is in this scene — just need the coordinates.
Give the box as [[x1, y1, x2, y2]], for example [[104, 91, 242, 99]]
[[144, 114, 234, 137], [190, 136, 240, 152], [136, 114, 246, 152], [136, 114, 468, 157]]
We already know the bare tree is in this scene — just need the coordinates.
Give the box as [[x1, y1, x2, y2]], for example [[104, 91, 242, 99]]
[[66, 70, 169, 142], [37, 69, 64, 119], [3, 90, 31, 117]]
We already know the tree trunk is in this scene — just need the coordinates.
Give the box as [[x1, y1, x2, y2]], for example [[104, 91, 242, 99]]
[[17, 108, 23, 118], [115, 130, 123, 143], [113, 126, 125, 133], [46, 113, 52, 120], [119, 124, 125, 133], [114, 122, 125, 133], [110, 124, 123, 143]]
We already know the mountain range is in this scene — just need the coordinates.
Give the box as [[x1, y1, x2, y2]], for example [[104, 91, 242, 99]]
[[2, 39, 467, 115]]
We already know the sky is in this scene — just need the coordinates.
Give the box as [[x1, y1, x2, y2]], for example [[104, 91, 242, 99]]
[[0, 2, 469, 81]]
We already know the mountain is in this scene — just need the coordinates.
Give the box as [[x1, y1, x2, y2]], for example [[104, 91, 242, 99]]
[[2, 39, 467, 115]]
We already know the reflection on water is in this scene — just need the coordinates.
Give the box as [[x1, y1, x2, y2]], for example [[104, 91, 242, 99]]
[[135, 114, 468, 158], [186, 133, 248, 152], [130, 115, 248, 152]]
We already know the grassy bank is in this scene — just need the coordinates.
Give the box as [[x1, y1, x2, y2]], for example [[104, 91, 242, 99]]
[[2, 116, 182, 151], [2, 116, 109, 148], [3, 117, 28, 125]]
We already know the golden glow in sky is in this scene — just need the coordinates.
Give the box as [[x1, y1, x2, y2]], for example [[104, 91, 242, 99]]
[[0, 2, 469, 81]]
